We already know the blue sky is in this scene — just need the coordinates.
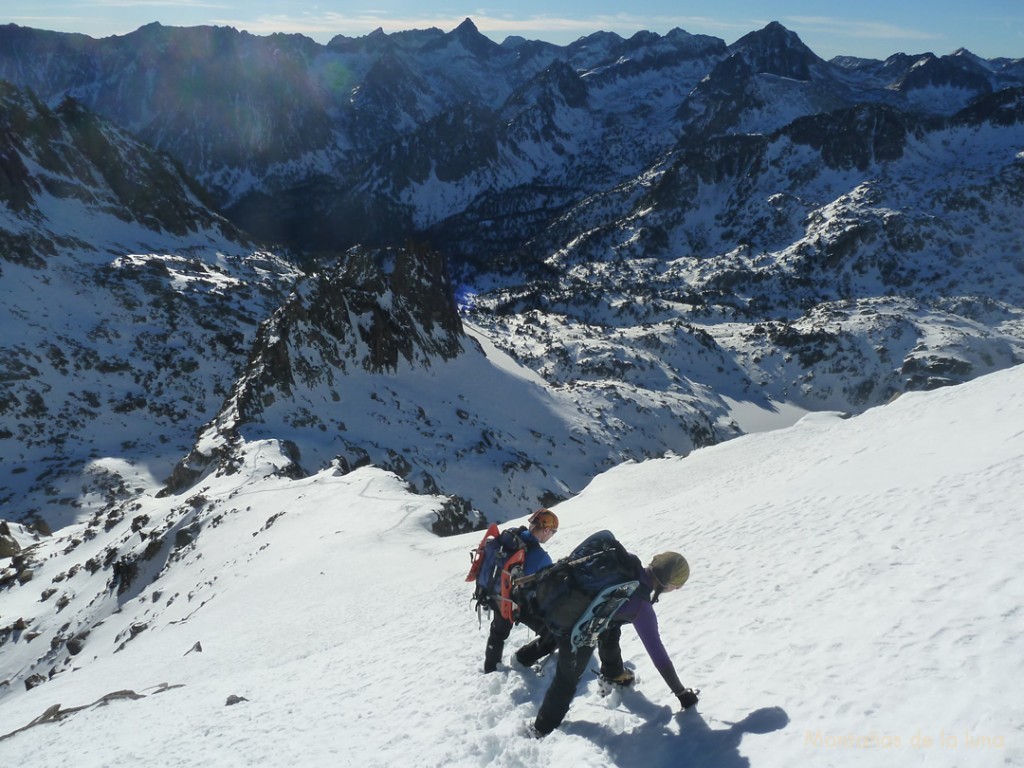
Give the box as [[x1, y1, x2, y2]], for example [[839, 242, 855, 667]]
[[3, 1, 1023, 60]]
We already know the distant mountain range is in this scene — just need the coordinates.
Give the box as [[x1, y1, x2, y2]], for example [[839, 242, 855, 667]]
[[2, 19, 1021, 257], [1, 19, 1022, 533]]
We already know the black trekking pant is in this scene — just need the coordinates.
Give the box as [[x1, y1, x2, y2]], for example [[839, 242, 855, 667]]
[[596, 625, 625, 677], [534, 636, 595, 735], [484, 602, 556, 673], [515, 628, 558, 666], [484, 610, 514, 673], [533, 628, 626, 734]]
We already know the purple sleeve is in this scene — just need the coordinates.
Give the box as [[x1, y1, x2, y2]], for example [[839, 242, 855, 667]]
[[631, 602, 672, 670]]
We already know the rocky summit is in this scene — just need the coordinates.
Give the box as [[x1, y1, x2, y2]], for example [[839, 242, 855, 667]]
[[0, 19, 1023, 538]]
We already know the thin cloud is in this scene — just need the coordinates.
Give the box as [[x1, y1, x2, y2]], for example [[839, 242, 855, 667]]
[[784, 15, 941, 42], [86, 1, 229, 6], [6, 15, 86, 24]]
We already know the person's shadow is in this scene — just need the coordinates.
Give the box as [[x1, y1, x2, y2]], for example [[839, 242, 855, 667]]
[[563, 686, 789, 767]]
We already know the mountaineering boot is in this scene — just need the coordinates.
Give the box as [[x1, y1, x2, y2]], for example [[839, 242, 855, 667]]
[[599, 668, 635, 687], [521, 720, 546, 739], [510, 652, 532, 672]]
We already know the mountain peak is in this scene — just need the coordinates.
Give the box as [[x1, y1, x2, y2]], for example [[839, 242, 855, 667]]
[[728, 21, 822, 80], [455, 17, 479, 35], [453, 17, 497, 53], [423, 16, 497, 57], [2, 18, 1024, 543]]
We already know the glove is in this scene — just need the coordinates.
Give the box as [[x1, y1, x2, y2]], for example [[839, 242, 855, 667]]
[[676, 687, 699, 710]]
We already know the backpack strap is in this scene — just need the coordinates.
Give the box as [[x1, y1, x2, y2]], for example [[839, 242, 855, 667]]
[[498, 548, 527, 622], [569, 580, 639, 651]]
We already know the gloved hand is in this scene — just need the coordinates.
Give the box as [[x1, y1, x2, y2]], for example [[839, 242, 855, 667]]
[[676, 687, 699, 710]]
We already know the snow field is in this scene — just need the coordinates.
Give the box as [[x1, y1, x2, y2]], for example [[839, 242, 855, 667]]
[[0, 366, 1022, 766]]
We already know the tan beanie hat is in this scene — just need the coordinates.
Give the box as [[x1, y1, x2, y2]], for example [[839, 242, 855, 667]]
[[650, 551, 690, 588]]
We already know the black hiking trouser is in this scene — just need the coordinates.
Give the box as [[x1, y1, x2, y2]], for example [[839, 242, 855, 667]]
[[515, 629, 557, 666], [596, 625, 625, 677], [534, 636, 596, 735], [484, 610, 514, 673], [484, 601, 556, 673], [533, 628, 628, 734]]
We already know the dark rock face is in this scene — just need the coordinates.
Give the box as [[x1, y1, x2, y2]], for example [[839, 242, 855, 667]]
[[240, 244, 464, 403], [785, 104, 929, 171], [955, 86, 1024, 127], [892, 52, 994, 94], [0, 81, 239, 245], [0, 521, 20, 557], [164, 244, 466, 493]]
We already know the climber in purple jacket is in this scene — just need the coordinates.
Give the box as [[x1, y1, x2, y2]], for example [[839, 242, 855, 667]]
[[531, 551, 697, 737]]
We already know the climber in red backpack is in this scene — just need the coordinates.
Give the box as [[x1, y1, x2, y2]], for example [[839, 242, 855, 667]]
[[471, 508, 559, 673]]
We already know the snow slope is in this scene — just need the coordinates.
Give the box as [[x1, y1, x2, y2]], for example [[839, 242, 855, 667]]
[[1, 364, 1022, 767]]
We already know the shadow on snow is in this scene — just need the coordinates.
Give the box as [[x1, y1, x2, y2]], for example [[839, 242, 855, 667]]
[[563, 688, 789, 767]]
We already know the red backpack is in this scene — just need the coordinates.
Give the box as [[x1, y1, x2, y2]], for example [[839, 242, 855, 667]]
[[465, 524, 527, 622]]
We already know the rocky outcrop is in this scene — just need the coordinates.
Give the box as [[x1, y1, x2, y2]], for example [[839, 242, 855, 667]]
[[163, 244, 466, 495], [0, 83, 240, 245], [785, 104, 929, 171]]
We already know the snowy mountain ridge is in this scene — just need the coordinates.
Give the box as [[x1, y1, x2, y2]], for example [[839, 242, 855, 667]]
[[0, 20, 1020, 254]]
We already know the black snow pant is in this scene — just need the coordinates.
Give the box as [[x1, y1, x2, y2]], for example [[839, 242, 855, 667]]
[[595, 625, 625, 677], [484, 610, 514, 673], [484, 602, 557, 673], [515, 630, 557, 667], [533, 628, 626, 735]]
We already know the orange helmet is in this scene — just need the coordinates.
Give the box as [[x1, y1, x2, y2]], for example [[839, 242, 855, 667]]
[[528, 508, 559, 531]]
